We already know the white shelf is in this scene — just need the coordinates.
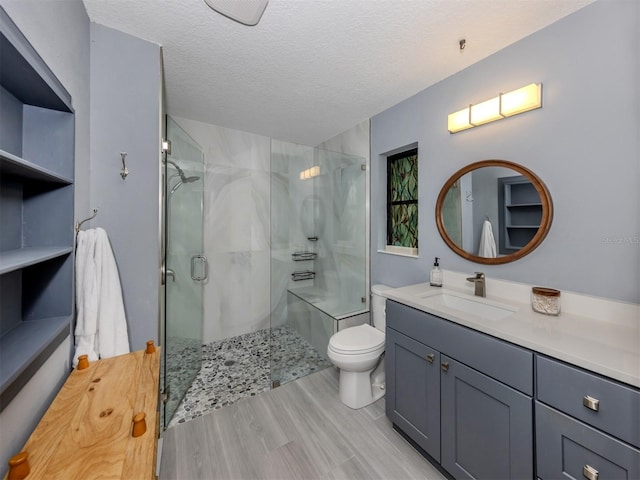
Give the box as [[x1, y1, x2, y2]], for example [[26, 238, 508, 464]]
[[0, 246, 73, 275], [0, 149, 72, 184]]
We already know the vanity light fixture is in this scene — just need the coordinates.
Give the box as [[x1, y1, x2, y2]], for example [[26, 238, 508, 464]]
[[448, 83, 542, 133]]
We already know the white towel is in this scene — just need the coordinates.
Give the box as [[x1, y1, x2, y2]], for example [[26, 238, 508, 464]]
[[74, 228, 130, 366], [74, 229, 99, 364], [478, 219, 497, 258]]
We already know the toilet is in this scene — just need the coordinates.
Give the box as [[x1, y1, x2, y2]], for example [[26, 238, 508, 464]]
[[327, 284, 392, 409]]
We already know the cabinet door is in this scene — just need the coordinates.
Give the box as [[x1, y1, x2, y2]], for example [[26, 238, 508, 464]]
[[441, 356, 533, 479], [386, 328, 441, 461], [536, 402, 640, 480]]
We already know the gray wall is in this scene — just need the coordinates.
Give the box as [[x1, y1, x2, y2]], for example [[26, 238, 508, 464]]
[[0, 0, 90, 474], [90, 23, 162, 350], [371, 0, 639, 304]]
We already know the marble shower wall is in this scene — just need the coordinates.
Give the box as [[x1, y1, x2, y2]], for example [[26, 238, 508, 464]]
[[172, 117, 271, 344]]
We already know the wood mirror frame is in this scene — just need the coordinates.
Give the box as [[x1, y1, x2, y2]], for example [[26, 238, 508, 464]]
[[435, 159, 553, 265]]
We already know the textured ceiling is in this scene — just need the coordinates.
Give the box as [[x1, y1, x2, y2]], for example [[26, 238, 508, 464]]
[[82, 0, 593, 146]]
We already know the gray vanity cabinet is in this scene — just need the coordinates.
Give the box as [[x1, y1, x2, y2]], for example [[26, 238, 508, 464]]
[[536, 402, 640, 479], [386, 300, 534, 479], [386, 328, 441, 461], [535, 355, 640, 479], [441, 356, 533, 480]]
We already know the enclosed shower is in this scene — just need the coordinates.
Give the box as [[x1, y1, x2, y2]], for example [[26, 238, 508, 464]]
[[161, 116, 368, 428]]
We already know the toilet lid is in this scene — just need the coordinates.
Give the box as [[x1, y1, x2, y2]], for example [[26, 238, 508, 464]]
[[329, 324, 385, 354]]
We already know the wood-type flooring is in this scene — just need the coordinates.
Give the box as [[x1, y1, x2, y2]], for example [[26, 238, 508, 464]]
[[160, 367, 446, 480]]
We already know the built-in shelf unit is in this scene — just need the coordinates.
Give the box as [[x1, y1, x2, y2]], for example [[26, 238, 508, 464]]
[[0, 7, 74, 410], [498, 175, 543, 255]]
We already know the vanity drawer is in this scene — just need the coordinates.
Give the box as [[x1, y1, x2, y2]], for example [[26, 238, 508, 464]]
[[536, 355, 640, 448], [387, 300, 533, 395], [536, 402, 640, 480]]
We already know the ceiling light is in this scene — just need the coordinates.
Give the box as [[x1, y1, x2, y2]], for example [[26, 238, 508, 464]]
[[203, 0, 268, 26], [448, 83, 542, 133]]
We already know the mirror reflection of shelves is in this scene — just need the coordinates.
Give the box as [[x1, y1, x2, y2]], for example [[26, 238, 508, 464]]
[[499, 176, 543, 254]]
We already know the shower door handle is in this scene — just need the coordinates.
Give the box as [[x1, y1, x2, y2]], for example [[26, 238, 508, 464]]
[[191, 254, 208, 281]]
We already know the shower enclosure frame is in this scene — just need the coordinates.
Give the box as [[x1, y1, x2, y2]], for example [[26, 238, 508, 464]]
[[159, 116, 206, 429]]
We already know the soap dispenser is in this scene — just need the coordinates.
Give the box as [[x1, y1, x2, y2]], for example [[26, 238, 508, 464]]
[[430, 257, 443, 287]]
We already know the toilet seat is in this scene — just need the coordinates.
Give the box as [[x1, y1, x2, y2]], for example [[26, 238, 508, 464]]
[[328, 324, 385, 355]]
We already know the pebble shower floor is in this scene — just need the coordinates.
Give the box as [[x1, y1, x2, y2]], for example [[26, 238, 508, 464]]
[[167, 324, 332, 427]]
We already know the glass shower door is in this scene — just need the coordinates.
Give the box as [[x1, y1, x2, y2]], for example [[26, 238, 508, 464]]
[[269, 143, 367, 388], [162, 116, 205, 428]]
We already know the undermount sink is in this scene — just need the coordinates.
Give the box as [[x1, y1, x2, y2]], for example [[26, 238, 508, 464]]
[[417, 291, 518, 321]]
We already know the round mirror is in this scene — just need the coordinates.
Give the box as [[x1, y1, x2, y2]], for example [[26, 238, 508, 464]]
[[435, 160, 553, 265]]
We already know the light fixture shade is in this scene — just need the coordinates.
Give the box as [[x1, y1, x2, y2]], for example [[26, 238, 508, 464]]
[[448, 108, 473, 133], [203, 0, 268, 26], [501, 83, 542, 116], [470, 96, 502, 126], [448, 82, 543, 134]]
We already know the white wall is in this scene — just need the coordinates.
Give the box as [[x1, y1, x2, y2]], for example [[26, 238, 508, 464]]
[[0, 0, 90, 474], [371, 0, 639, 303]]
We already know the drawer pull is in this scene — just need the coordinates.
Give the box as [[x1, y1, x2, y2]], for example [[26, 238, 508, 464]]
[[441, 362, 449, 372], [583, 464, 599, 480], [583, 395, 600, 412], [426, 353, 435, 363]]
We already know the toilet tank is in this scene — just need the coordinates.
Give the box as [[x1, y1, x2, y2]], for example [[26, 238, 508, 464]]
[[371, 284, 393, 332]]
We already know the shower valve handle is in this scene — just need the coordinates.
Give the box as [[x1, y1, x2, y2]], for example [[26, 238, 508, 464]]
[[161, 264, 175, 284]]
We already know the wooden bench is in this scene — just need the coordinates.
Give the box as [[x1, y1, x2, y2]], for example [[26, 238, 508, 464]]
[[4, 346, 160, 480]]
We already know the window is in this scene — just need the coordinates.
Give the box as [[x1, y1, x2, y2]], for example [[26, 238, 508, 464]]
[[387, 148, 418, 249]]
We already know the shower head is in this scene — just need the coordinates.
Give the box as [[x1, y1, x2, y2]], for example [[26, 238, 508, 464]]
[[166, 158, 201, 194], [170, 175, 201, 195], [165, 159, 194, 183], [166, 159, 184, 175]]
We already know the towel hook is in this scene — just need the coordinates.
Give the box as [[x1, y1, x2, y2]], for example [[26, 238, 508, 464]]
[[120, 152, 129, 180], [76, 208, 98, 233]]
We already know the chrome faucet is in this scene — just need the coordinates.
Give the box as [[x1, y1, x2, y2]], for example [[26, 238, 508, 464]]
[[466, 272, 486, 297]]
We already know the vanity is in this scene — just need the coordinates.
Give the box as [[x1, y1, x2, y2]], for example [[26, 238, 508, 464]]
[[384, 283, 640, 479]]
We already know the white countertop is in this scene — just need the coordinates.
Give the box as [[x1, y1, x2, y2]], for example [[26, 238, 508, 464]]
[[385, 282, 640, 389]]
